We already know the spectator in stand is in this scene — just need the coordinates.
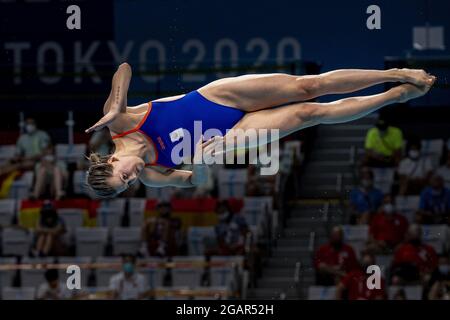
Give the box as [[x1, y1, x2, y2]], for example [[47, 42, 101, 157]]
[[427, 255, 450, 300], [364, 116, 403, 168], [15, 117, 51, 169], [314, 226, 359, 286], [368, 194, 409, 253], [32, 201, 67, 257], [109, 254, 147, 300], [36, 269, 73, 300], [417, 174, 450, 224], [214, 200, 249, 255], [398, 138, 433, 195], [141, 202, 183, 257], [391, 224, 438, 285], [349, 167, 384, 224], [32, 146, 68, 200], [436, 149, 450, 188], [336, 252, 387, 300]]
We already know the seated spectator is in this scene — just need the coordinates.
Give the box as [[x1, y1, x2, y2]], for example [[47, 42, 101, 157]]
[[141, 202, 183, 257], [14, 117, 51, 170], [364, 117, 403, 168], [417, 174, 450, 224], [349, 167, 383, 224], [336, 252, 386, 300], [32, 146, 68, 200], [36, 269, 72, 300], [314, 226, 358, 286], [32, 201, 67, 257], [391, 224, 438, 285], [368, 194, 409, 253], [109, 254, 147, 300], [213, 200, 249, 256], [436, 150, 450, 188], [427, 255, 450, 300], [398, 138, 433, 195]]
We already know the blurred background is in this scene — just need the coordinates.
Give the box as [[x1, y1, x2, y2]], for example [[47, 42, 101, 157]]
[[0, 0, 449, 300]]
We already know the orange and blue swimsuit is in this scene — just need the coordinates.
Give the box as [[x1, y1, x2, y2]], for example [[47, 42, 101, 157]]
[[111, 91, 244, 168]]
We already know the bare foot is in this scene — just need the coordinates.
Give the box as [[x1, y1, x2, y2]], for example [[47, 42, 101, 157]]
[[395, 82, 434, 103], [399, 68, 436, 87]]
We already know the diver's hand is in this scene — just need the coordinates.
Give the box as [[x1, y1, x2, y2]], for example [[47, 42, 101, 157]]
[[193, 135, 225, 164], [85, 109, 120, 133]]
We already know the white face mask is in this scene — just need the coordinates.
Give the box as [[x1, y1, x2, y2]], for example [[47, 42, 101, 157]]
[[383, 203, 394, 214], [43, 154, 55, 162], [25, 124, 36, 134], [409, 150, 420, 160]]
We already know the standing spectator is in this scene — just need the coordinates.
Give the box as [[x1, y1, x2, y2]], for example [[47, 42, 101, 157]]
[[364, 117, 403, 168], [368, 194, 409, 253], [141, 202, 183, 257], [314, 226, 359, 286], [336, 252, 387, 300], [36, 269, 72, 300], [417, 174, 450, 224], [213, 200, 249, 256], [391, 224, 438, 284], [32, 146, 68, 200], [15, 117, 51, 169], [349, 167, 384, 224], [32, 201, 67, 257], [427, 255, 450, 300], [109, 254, 147, 300], [436, 150, 450, 188], [398, 138, 433, 195]]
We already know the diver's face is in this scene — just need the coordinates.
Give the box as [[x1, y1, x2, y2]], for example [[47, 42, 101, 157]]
[[107, 155, 145, 192]]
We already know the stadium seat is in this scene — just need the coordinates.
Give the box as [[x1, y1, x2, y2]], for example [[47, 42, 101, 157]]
[[58, 208, 84, 232], [0, 257, 17, 291], [8, 171, 34, 199], [97, 207, 123, 229], [137, 257, 165, 289], [187, 226, 216, 256], [395, 195, 420, 222], [421, 139, 444, 168], [308, 286, 337, 300], [371, 168, 395, 194], [0, 145, 16, 165], [55, 144, 87, 163], [21, 257, 55, 288], [172, 256, 205, 288], [100, 199, 127, 212], [388, 285, 422, 300], [95, 256, 122, 287], [421, 225, 449, 254], [1, 227, 32, 256], [75, 227, 108, 257], [58, 256, 92, 288], [0, 199, 16, 227], [342, 225, 369, 258], [242, 196, 273, 227], [155, 286, 191, 300], [218, 169, 248, 199], [112, 227, 141, 255], [210, 256, 244, 288], [1, 287, 35, 300], [193, 286, 229, 300], [145, 186, 175, 201], [128, 198, 146, 227]]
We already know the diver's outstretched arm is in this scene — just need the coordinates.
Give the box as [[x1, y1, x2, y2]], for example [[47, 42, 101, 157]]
[[86, 63, 132, 133]]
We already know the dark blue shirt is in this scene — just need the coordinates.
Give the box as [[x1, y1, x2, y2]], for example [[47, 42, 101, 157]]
[[349, 187, 384, 214], [419, 187, 450, 214]]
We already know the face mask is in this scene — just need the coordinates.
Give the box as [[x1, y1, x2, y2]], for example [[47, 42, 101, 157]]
[[43, 155, 55, 162], [361, 179, 372, 188], [383, 204, 394, 214], [25, 124, 36, 134], [218, 212, 229, 221], [409, 150, 420, 160], [123, 262, 134, 274], [439, 265, 449, 275]]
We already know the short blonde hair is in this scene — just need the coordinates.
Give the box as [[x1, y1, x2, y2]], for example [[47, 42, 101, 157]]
[[86, 153, 117, 198]]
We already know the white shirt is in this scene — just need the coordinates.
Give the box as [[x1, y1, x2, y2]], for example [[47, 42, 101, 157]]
[[109, 272, 147, 300], [398, 157, 433, 179], [436, 165, 450, 188], [36, 282, 72, 300]]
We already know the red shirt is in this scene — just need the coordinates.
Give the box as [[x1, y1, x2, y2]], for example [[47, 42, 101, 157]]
[[369, 212, 408, 247], [314, 243, 358, 272], [393, 242, 438, 273], [341, 269, 386, 300]]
